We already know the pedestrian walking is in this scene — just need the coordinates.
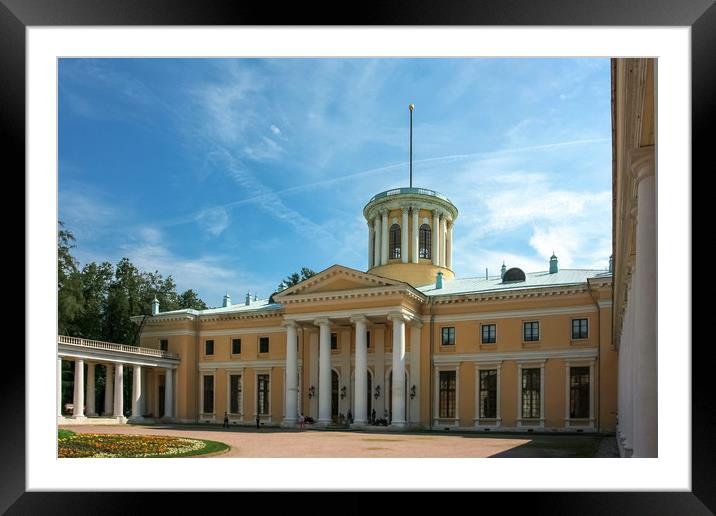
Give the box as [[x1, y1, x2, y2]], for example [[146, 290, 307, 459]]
[[223, 411, 229, 429]]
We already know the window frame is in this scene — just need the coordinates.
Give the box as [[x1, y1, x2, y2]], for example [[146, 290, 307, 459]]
[[480, 323, 497, 344], [228, 372, 243, 416], [479, 369, 498, 418], [205, 339, 214, 356], [257, 373, 270, 416], [159, 339, 168, 352], [202, 374, 214, 414], [330, 332, 338, 351], [231, 338, 241, 355], [516, 360, 545, 427], [571, 318, 589, 340], [258, 336, 269, 354], [418, 223, 431, 259], [389, 223, 401, 260], [521, 367, 541, 419], [441, 326, 455, 346], [438, 370, 457, 419], [523, 321, 540, 342]]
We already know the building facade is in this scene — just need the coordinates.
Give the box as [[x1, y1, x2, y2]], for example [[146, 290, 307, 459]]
[[70, 186, 618, 433]]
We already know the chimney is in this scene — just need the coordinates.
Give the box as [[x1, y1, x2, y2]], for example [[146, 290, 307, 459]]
[[254, 293, 258, 302], [609, 255, 614, 273], [222, 292, 232, 307], [500, 262, 507, 280], [245, 291, 251, 306], [435, 272, 443, 289], [151, 296, 160, 316], [549, 253, 558, 274]]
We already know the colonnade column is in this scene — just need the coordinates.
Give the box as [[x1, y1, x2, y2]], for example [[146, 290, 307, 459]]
[[72, 359, 85, 418], [103, 364, 114, 416], [368, 221, 375, 269], [315, 318, 332, 425], [86, 362, 96, 416], [631, 148, 656, 458], [401, 207, 409, 263], [388, 312, 407, 427], [373, 217, 381, 267], [57, 358, 63, 417], [411, 207, 419, 264], [446, 219, 453, 270], [164, 368, 174, 418], [440, 213, 447, 267], [131, 365, 142, 420], [432, 210, 440, 266], [283, 321, 298, 426], [351, 315, 368, 426], [380, 210, 389, 265], [113, 363, 125, 419]]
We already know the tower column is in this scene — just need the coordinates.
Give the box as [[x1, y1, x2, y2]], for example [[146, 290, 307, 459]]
[[401, 207, 409, 263], [440, 213, 447, 267], [432, 210, 440, 266], [368, 220, 375, 269], [373, 217, 381, 269], [446, 219, 453, 270], [381, 210, 389, 265], [315, 318, 332, 425], [411, 207, 419, 264]]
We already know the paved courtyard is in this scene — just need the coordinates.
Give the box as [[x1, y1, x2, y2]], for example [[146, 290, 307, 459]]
[[59, 424, 616, 458]]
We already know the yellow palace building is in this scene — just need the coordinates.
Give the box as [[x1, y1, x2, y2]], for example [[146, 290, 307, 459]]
[[70, 185, 615, 433]]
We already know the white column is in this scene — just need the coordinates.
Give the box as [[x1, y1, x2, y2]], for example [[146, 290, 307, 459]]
[[57, 358, 63, 417], [446, 219, 453, 270], [283, 321, 298, 426], [432, 210, 440, 266], [164, 368, 174, 418], [113, 363, 124, 418], [632, 149, 656, 458], [86, 363, 96, 416], [410, 321, 422, 423], [411, 207, 419, 264], [103, 364, 113, 416], [401, 207, 409, 264], [316, 318, 332, 425], [351, 315, 368, 425], [440, 214, 447, 267], [373, 217, 381, 268], [368, 221, 375, 269], [388, 312, 407, 427], [132, 365, 142, 419], [72, 359, 85, 417], [381, 210, 389, 265], [140, 366, 147, 415]]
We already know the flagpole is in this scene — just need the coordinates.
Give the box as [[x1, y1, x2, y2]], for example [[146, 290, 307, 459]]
[[409, 103, 414, 188]]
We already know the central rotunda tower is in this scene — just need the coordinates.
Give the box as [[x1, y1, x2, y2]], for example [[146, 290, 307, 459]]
[[363, 187, 458, 287]]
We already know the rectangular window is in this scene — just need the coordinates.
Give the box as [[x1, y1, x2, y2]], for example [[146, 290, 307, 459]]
[[230, 374, 242, 414], [203, 375, 214, 413], [259, 337, 269, 354], [232, 338, 241, 354], [257, 374, 270, 415], [205, 340, 214, 355], [441, 327, 455, 346], [481, 324, 496, 344], [521, 368, 541, 418], [570, 367, 590, 418], [331, 332, 338, 350], [160, 339, 168, 351], [366, 331, 370, 349], [523, 321, 539, 342], [479, 370, 497, 418], [439, 371, 456, 418], [571, 319, 589, 339]]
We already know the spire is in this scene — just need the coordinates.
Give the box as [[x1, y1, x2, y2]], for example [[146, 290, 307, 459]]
[[222, 292, 232, 307], [549, 252, 558, 274], [245, 291, 251, 306], [500, 261, 507, 280]]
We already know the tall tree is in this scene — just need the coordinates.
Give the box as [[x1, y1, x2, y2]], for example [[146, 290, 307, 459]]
[[57, 222, 84, 335], [277, 267, 317, 292], [76, 261, 113, 340], [177, 289, 208, 310]]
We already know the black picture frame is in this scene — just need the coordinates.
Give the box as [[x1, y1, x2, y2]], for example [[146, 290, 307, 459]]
[[4, 0, 711, 513]]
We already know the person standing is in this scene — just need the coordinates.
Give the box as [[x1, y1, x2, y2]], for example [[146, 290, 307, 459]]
[[299, 413, 305, 430], [223, 411, 229, 429], [256, 415, 260, 429]]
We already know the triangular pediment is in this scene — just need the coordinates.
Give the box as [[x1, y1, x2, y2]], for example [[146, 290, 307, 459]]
[[273, 265, 407, 298]]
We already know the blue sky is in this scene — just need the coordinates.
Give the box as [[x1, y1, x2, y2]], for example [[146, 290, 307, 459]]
[[59, 58, 612, 307]]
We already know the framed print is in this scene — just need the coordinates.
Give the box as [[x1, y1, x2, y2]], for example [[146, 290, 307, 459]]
[[5, 0, 712, 513]]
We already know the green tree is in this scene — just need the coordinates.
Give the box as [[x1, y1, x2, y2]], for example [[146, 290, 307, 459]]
[[58, 222, 84, 335], [76, 261, 113, 340], [177, 289, 208, 310], [277, 267, 317, 292]]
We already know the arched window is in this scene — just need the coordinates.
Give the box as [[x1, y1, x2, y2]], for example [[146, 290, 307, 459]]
[[419, 224, 431, 259], [389, 223, 401, 259]]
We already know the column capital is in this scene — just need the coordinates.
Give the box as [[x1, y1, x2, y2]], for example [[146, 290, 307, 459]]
[[282, 319, 298, 329], [432, 209, 440, 217], [401, 206, 410, 214], [410, 320, 424, 329], [350, 315, 369, 325], [314, 317, 331, 327], [629, 146, 655, 184], [380, 209, 388, 217], [386, 311, 408, 323]]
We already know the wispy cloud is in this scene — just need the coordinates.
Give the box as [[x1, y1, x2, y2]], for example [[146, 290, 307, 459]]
[[196, 207, 230, 237]]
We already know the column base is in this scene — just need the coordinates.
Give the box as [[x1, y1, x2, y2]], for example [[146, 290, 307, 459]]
[[316, 419, 332, 427], [281, 419, 298, 428], [69, 415, 87, 420], [113, 415, 128, 424], [389, 421, 407, 429], [128, 416, 145, 424]]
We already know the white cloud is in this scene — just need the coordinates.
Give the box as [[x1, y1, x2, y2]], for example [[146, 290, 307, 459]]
[[270, 124, 281, 135], [195, 207, 230, 237]]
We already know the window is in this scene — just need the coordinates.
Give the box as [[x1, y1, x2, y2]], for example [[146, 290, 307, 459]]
[[523, 321, 539, 342], [205, 340, 214, 355], [572, 319, 589, 339], [232, 338, 241, 354], [419, 224, 431, 259], [203, 375, 214, 413], [259, 337, 269, 354], [521, 368, 541, 418], [441, 327, 455, 346], [366, 331, 370, 349], [257, 374, 270, 415], [331, 332, 338, 350], [479, 370, 497, 418], [389, 223, 401, 259], [439, 371, 456, 418], [569, 367, 590, 418], [229, 374, 242, 414], [481, 324, 496, 344], [160, 339, 168, 351]]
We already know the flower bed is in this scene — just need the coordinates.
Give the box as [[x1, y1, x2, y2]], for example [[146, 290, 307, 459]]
[[58, 430, 228, 458]]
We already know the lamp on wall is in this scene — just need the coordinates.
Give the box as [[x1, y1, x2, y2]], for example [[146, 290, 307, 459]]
[[374, 385, 381, 400], [340, 386, 347, 399], [410, 385, 416, 399], [308, 386, 315, 399]]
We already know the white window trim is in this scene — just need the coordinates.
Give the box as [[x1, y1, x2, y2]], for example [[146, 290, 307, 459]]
[[474, 361, 502, 428], [522, 320, 540, 343], [564, 359, 595, 429], [480, 322, 497, 345], [433, 364, 459, 428], [254, 368, 272, 421], [226, 368, 244, 421], [199, 369, 216, 422], [516, 360, 545, 428], [440, 326, 456, 347], [570, 317, 590, 341]]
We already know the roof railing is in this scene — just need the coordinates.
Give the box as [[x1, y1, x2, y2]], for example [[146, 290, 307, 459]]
[[58, 335, 180, 360], [367, 187, 452, 204]]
